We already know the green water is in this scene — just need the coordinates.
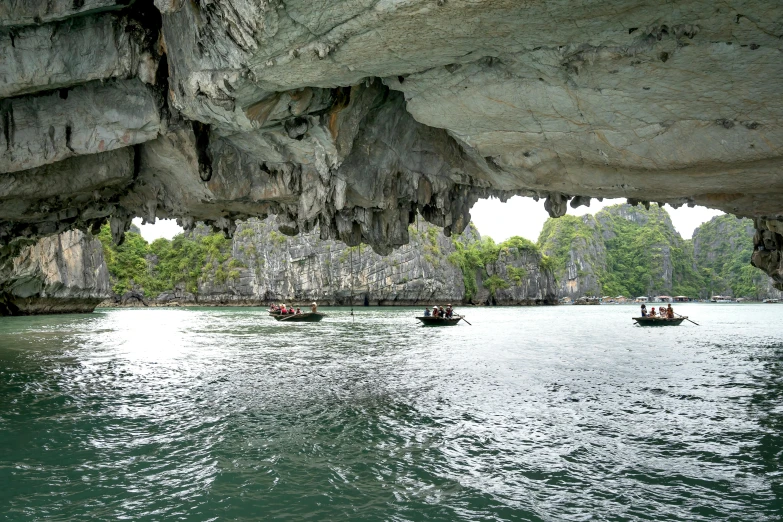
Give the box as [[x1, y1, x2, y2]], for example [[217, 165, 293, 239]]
[[0, 305, 781, 520]]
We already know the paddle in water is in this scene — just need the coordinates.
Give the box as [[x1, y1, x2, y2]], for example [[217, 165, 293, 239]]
[[674, 311, 700, 326]]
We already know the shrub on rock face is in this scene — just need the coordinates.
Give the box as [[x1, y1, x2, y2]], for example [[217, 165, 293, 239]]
[[507, 266, 527, 286], [483, 275, 510, 298]]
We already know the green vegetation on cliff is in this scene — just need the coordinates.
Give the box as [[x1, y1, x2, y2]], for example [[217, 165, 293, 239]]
[[448, 234, 544, 301], [598, 205, 702, 297], [538, 215, 596, 271], [97, 224, 234, 297], [537, 215, 602, 296], [692, 214, 769, 299], [537, 204, 770, 299]]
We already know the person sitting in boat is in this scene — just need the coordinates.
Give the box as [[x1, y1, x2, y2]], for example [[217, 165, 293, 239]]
[[432, 307, 440, 318], [439, 306, 446, 318], [649, 307, 657, 317], [295, 308, 302, 314], [640, 304, 647, 317], [666, 304, 674, 319], [280, 304, 287, 314], [445, 304, 453, 318], [424, 307, 431, 317], [288, 306, 296, 314], [311, 302, 318, 313]]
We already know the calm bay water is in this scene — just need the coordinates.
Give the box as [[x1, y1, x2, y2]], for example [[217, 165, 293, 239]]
[[0, 304, 781, 521]]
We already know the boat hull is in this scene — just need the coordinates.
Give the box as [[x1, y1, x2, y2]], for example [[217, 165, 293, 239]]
[[271, 312, 326, 322], [416, 316, 462, 326], [633, 317, 686, 326]]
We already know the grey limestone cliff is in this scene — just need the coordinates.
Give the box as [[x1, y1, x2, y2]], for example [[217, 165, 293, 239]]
[[538, 214, 606, 300], [145, 219, 557, 306], [0, 230, 110, 315]]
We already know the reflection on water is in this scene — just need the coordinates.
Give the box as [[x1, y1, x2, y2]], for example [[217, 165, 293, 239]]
[[0, 305, 781, 520]]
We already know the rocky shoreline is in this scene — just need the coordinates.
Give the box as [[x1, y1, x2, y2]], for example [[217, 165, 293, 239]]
[[97, 298, 553, 309]]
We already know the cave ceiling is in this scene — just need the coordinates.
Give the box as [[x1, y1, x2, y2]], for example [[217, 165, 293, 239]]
[[1, 0, 782, 285]]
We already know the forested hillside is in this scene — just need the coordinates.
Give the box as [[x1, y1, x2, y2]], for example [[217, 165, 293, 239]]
[[538, 204, 779, 300], [692, 215, 775, 299]]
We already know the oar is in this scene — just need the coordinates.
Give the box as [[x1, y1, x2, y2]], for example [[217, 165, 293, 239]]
[[674, 311, 700, 326], [460, 315, 472, 326]]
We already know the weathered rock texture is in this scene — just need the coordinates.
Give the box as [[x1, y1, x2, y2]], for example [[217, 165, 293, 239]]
[[539, 215, 607, 299], [2, 1, 783, 287], [0, 229, 110, 315], [135, 219, 556, 306]]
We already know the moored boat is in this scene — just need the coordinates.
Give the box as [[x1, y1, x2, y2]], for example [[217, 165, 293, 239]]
[[271, 312, 326, 322], [416, 316, 463, 326], [632, 316, 686, 326]]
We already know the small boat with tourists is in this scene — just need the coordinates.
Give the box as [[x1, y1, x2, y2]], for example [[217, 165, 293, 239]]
[[269, 302, 325, 322], [416, 315, 463, 326], [632, 316, 686, 326], [417, 304, 467, 326], [271, 311, 326, 322]]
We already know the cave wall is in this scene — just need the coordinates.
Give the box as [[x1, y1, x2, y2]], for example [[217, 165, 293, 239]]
[[1, 0, 782, 287], [0, 229, 110, 315]]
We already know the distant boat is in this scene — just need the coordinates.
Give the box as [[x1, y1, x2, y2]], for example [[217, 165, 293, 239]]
[[633, 316, 686, 326], [762, 298, 780, 303], [416, 316, 463, 326], [710, 296, 734, 303], [270, 312, 326, 322]]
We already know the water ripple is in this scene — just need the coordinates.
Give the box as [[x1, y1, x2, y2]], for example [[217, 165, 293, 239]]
[[0, 304, 781, 520]]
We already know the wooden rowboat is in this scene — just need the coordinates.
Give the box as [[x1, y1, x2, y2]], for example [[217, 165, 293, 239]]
[[633, 316, 686, 326], [271, 312, 326, 322], [416, 316, 463, 326]]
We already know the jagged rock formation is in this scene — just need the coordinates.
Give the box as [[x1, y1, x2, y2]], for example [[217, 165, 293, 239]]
[[2, 1, 783, 288], [99, 218, 556, 306], [751, 219, 783, 291], [0, 229, 110, 315], [540, 204, 780, 299]]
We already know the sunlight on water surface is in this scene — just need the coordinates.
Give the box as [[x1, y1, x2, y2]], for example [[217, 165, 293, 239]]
[[1, 304, 781, 521]]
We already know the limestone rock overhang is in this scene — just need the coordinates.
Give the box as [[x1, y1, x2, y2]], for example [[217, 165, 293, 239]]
[[1, 0, 782, 287]]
